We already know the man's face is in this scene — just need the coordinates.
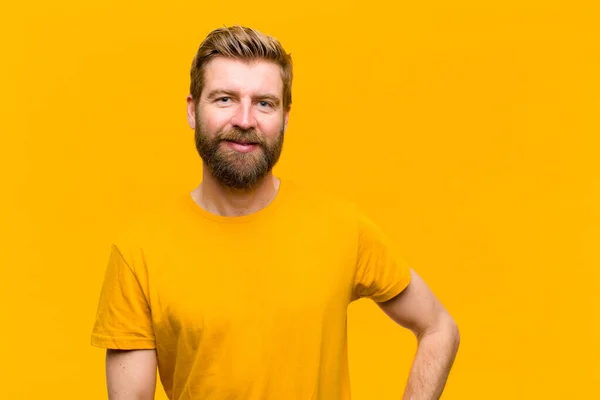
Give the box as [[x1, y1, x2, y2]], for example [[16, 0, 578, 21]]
[[188, 57, 289, 190]]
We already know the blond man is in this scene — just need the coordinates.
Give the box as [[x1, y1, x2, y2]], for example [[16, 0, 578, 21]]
[[91, 25, 460, 400]]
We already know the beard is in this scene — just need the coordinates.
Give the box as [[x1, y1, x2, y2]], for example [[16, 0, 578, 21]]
[[194, 117, 284, 190]]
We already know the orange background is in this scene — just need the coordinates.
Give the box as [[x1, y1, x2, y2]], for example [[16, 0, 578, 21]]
[[1, 1, 599, 398]]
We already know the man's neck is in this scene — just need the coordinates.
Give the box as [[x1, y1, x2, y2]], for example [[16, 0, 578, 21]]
[[191, 172, 281, 217]]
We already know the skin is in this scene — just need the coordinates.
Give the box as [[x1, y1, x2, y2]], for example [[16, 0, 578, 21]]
[[188, 56, 290, 217], [106, 349, 156, 400], [105, 56, 459, 400], [378, 270, 460, 399]]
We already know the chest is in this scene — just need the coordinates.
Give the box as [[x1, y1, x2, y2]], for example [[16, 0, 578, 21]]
[[147, 225, 357, 338]]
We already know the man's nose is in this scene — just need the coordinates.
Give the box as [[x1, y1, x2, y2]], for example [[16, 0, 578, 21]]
[[230, 99, 257, 130]]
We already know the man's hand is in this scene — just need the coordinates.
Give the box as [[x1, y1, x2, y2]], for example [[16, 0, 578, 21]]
[[106, 349, 157, 400], [377, 269, 460, 400]]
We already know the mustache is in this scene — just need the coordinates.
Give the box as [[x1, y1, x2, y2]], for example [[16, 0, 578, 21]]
[[218, 128, 265, 145]]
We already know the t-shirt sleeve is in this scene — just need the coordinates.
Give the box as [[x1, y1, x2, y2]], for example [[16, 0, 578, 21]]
[[90, 243, 156, 350], [352, 210, 412, 303]]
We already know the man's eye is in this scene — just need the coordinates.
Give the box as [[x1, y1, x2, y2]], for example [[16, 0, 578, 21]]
[[259, 101, 271, 108], [218, 97, 230, 103]]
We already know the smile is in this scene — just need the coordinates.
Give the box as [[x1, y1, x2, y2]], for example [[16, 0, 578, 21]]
[[223, 140, 259, 153]]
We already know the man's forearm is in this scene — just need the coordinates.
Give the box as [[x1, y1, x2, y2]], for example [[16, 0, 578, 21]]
[[402, 317, 460, 400]]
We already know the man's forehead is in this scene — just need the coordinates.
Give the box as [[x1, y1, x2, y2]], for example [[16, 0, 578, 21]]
[[203, 57, 283, 96]]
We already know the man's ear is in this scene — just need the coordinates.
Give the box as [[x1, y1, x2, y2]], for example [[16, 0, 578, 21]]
[[186, 95, 196, 129], [283, 108, 291, 132]]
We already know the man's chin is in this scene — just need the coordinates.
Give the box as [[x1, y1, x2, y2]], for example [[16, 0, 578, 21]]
[[217, 171, 266, 190], [209, 158, 266, 181]]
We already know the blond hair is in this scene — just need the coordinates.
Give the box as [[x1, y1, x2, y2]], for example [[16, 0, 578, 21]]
[[190, 26, 293, 111]]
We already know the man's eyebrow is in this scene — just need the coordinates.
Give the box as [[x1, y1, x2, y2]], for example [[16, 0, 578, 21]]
[[205, 89, 237, 99]]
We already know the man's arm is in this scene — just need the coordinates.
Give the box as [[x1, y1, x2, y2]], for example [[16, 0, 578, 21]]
[[377, 269, 460, 400], [106, 349, 157, 400]]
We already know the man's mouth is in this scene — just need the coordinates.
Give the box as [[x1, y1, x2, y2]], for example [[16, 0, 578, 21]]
[[223, 140, 259, 153], [224, 139, 258, 145]]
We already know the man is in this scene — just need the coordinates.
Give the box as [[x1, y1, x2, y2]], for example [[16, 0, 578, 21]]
[[91, 25, 460, 400]]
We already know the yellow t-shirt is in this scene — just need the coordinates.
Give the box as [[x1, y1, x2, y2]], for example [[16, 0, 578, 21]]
[[91, 179, 411, 399]]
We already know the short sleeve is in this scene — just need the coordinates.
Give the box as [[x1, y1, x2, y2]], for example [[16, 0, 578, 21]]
[[352, 211, 412, 303], [90, 244, 156, 350]]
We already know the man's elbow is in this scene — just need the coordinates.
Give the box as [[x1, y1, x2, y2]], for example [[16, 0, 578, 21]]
[[437, 312, 460, 352], [447, 314, 460, 352], [420, 311, 460, 351]]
